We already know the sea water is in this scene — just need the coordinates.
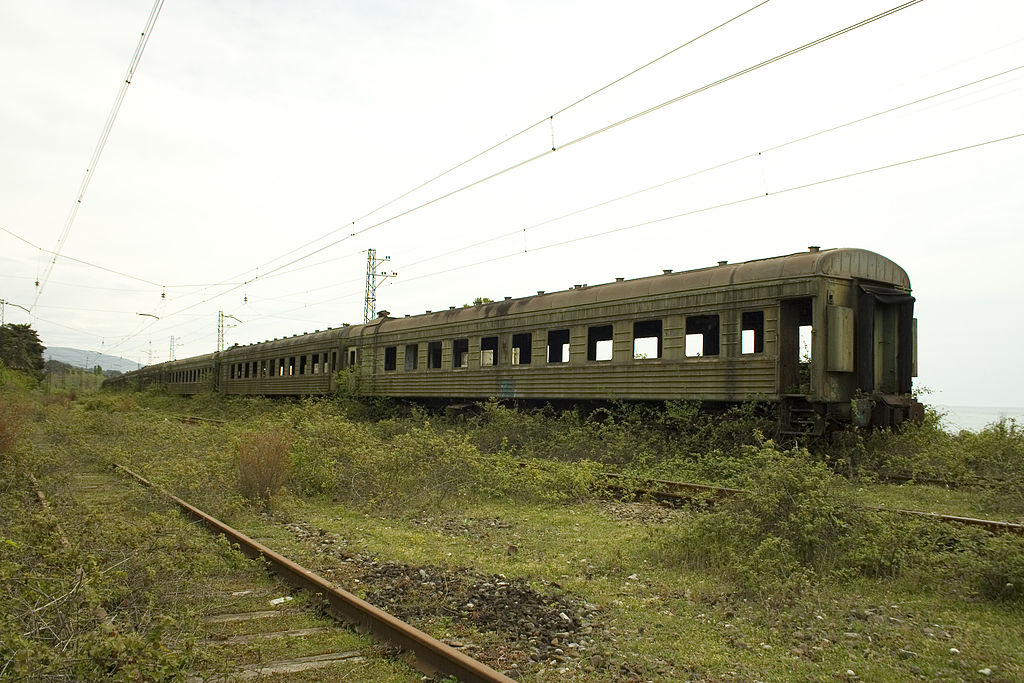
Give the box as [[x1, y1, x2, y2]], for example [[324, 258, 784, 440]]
[[933, 405, 1024, 433]]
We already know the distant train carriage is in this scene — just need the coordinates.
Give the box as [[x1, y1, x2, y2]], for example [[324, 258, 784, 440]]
[[104, 247, 921, 432]]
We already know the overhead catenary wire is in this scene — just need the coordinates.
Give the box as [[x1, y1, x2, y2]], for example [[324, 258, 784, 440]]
[[391, 133, 1024, 289], [115, 131, 1021, 357], [53, 60, 1015, 358], [232, 1, 776, 282], [1, 225, 248, 291], [39, 0, 992, 359], [184, 0, 928, 309], [31, 0, 166, 312], [402, 64, 1024, 271]]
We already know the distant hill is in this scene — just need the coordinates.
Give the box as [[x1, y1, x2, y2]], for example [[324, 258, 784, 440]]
[[43, 347, 140, 373]]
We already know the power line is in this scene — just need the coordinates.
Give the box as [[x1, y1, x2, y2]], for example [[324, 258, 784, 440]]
[[236, 1, 776, 282], [31, 0, 166, 311], [2, 224, 246, 290], [392, 133, 1023, 288], [402, 64, 1024, 271], [73, 0, 937, 352], [207, 0, 927, 294]]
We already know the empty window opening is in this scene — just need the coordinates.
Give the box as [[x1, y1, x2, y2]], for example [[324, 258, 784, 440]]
[[230, 365, 235, 379], [453, 338, 469, 368], [633, 319, 663, 359], [427, 341, 443, 369], [405, 344, 419, 370], [741, 311, 765, 354], [511, 333, 532, 365], [279, 358, 286, 376], [312, 353, 320, 374], [685, 315, 720, 357], [384, 346, 397, 371], [481, 336, 498, 366], [260, 360, 268, 377], [298, 355, 306, 375], [288, 357, 296, 376], [244, 363, 250, 379], [331, 351, 337, 373], [547, 329, 570, 363], [348, 348, 357, 367], [587, 325, 613, 361]]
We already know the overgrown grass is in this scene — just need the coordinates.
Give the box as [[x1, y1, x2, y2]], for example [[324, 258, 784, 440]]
[[9, 378, 1024, 680]]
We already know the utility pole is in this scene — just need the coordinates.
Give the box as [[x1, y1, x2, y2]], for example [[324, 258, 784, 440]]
[[147, 340, 153, 365], [363, 249, 397, 323], [0, 299, 31, 325], [217, 311, 242, 352]]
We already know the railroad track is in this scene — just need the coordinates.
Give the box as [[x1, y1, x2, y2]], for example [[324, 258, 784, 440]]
[[114, 464, 516, 683], [33, 467, 427, 682], [597, 471, 1024, 535]]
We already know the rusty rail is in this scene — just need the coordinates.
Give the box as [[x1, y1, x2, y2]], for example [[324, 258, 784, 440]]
[[113, 464, 516, 683], [599, 472, 1024, 535]]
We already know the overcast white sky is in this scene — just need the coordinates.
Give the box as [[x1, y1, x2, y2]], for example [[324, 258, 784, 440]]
[[1, 0, 1022, 407]]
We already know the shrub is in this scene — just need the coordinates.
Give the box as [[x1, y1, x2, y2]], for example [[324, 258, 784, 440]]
[[650, 445, 861, 602], [237, 431, 290, 502]]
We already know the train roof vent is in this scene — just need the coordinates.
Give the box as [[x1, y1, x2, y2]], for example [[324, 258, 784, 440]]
[[537, 290, 544, 295], [378, 310, 390, 318], [616, 277, 624, 282], [449, 306, 456, 310], [718, 260, 728, 266], [504, 296, 512, 300], [809, 245, 820, 252], [663, 269, 673, 275]]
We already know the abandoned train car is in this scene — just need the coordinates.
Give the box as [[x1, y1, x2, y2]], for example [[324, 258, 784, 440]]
[[104, 247, 922, 432]]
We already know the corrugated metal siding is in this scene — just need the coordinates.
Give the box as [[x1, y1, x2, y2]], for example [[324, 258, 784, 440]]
[[371, 357, 777, 401]]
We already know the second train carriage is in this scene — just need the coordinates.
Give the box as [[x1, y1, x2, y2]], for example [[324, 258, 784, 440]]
[[104, 247, 922, 432]]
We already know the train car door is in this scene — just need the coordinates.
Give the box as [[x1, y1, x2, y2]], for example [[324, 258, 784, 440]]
[[856, 285, 914, 395], [779, 298, 813, 394]]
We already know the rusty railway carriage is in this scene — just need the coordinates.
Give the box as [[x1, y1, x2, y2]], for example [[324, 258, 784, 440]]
[[104, 247, 922, 433]]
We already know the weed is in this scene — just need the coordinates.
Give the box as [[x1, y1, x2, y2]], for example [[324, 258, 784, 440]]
[[237, 431, 290, 503]]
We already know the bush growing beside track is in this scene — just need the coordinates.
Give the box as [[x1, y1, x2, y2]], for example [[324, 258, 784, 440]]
[[650, 443, 1024, 604], [282, 403, 600, 512], [237, 431, 290, 502]]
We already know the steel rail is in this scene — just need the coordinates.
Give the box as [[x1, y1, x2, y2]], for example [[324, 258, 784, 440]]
[[597, 472, 1024, 535], [113, 464, 516, 683]]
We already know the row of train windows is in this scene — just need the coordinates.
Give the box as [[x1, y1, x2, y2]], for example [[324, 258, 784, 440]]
[[229, 351, 337, 380], [171, 369, 210, 383], [380, 312, 766, 371]]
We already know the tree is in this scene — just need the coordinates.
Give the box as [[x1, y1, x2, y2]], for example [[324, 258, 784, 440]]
[[0, 324, 45, 378]]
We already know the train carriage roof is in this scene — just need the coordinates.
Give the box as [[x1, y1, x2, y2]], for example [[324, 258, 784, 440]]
[[373, 247, 910, 332]]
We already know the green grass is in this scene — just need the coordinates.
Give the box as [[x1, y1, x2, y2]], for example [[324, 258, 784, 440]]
[[7, 378, 1024, 681]]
